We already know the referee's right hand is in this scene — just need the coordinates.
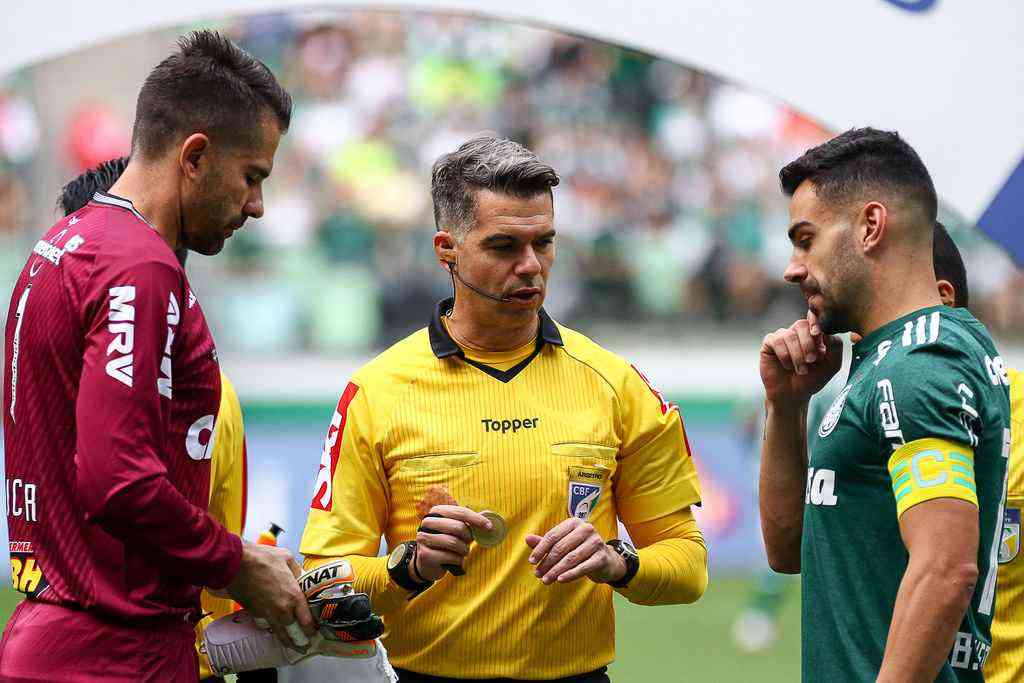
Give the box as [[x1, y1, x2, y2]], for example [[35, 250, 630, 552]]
[[415, 505, 493, 582]]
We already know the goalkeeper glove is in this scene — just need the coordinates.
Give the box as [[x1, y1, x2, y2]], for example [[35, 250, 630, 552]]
[[203, 560, 386, 675]]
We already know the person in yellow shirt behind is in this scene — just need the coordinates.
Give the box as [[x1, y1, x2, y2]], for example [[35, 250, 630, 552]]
[[925, 222, 1021, 681], [58, 161, 264, 683], [195, 372, 252, 681], [300, 134, 708, 682]]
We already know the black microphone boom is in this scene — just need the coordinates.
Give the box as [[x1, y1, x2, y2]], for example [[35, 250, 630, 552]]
[[448, 262, 512, 302]]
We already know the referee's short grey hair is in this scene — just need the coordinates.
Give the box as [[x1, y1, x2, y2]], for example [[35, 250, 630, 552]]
[[431, 134, 560, 239]]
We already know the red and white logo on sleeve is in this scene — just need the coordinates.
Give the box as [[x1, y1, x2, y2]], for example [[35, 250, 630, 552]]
[[632, 364, 694, 456], [311, 382, 359, 511], [631, 365, 676, 415]]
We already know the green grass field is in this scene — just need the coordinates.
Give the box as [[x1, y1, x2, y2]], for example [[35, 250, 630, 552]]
[[611, 575, 800, 681], [0, 576, 800, 681]]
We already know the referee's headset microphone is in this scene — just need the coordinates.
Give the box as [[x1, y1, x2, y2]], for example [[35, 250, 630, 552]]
[[445, 260, 514, 303]]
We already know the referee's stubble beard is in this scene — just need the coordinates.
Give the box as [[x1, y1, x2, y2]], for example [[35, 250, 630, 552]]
[[433, 189, 556, 351]]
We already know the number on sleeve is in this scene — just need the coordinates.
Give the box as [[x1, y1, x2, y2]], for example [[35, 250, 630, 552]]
[[9, 284, 32, 422]]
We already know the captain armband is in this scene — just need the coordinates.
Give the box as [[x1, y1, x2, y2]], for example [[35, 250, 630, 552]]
[[887, 438, 978, 518]]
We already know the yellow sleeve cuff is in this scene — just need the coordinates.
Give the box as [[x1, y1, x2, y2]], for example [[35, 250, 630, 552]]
[[888, 438, 978, 518], [616, 508, 708, 605], [303, 554, 412, 616]]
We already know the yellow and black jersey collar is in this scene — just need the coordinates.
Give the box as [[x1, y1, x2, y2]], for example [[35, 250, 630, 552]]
[[428, 297, 563, 382]]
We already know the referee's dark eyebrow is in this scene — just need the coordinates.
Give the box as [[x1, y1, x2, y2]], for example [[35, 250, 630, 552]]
[[788, 221, 813, 244], [480, 229, 557, 247]]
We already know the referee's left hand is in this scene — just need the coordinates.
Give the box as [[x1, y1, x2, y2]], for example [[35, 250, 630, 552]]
[[526, 518, 627, 585]]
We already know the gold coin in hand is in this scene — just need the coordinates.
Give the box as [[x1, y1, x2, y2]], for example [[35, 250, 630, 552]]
[[472, 511, 508, 548]]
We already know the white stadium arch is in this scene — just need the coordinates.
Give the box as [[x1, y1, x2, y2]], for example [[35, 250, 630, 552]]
[[4, 0, 1024, 262]]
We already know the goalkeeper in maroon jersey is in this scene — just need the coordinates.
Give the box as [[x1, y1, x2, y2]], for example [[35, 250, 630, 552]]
[[1, 31, 316, 682]]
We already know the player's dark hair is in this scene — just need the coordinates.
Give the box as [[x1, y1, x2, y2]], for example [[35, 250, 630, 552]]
[[57, 157, 129, 216], [779, 127, 937, 226], [431, 133, 560, 236], [131, 30, 292, 159], [933, 221, 969, 308]]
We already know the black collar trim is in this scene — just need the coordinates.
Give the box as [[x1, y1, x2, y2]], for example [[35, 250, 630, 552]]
[[427, 298, 563, 383], [91, 191, 157, 230]]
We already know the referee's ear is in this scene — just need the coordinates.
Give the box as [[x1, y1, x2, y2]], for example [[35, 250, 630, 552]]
[[434, 230, 457, 273]]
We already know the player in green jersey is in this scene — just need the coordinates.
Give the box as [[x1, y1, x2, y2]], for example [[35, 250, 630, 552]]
[[759, 128, 1012, 682]]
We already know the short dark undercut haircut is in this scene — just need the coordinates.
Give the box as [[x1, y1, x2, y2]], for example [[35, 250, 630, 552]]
[[779, 127, 938, 227], [431, 134, 560, 237], [131, 30, 292, 159], [933, 221, 969, 308], [58, 156, 128, 216]]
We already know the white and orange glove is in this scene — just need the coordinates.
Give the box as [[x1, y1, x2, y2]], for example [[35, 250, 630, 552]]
[[203, 560, 395, 680]]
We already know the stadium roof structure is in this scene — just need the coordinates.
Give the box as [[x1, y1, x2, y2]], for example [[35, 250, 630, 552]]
[[3, 0, 1023, 264]]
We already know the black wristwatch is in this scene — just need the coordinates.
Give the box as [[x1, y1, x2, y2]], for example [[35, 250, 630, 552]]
[[387, 541, 433, 596], [606, 539, 640, 588]]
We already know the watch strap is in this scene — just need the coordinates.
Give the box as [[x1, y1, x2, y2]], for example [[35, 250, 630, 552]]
[[606, 539, 640, 588], [388, 541, 433, 594]]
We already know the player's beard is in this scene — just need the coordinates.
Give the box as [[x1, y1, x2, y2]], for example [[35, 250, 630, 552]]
[[183, 168, 241, 256], [813, 230, 868, 335]]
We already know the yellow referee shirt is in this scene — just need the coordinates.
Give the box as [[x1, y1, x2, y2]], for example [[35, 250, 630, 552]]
[[987, 366, 1024, 683], [195, 373, 248, 680], [300, 300, 706, 679]]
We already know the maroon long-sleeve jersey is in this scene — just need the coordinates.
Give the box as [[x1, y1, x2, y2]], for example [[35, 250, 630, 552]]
[[3, 191, 241, 623]]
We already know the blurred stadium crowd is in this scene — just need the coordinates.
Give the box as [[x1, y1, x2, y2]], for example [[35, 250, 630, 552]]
[[0, 10, 1021, 353]]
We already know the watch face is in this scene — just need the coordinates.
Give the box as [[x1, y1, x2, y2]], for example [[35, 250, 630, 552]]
[[612, 540, 637, 560], [387, 543, 408, 570]]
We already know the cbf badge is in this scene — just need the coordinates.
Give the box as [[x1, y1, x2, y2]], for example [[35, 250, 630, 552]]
[[1000, 508, 1021, 564], [568, 466, 609, 520]]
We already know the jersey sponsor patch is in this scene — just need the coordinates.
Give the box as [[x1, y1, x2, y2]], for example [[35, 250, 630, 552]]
[[818, 384, 852, 438], [9, 546, 49, 598], [567, 465, 609, 520], [105, 285, 136, 387], [1000, 508, 1021, 564], [805, 467, 839, 507], [312, 382, 359, 511], [186, 414, 217, 460]]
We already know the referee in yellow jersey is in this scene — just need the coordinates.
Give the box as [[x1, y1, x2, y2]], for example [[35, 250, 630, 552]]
[[925, 222, 1022, 682], [300, 134, 708, 682]]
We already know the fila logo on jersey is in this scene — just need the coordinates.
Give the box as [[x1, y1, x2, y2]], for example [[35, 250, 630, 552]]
[[106, 286, 136, 387], [186, 414, 216, 460], [805, 467, 838, 506], [312, 383, 359, 511], [1000, 508, 1021, 564], [818, 384, 852, 438]]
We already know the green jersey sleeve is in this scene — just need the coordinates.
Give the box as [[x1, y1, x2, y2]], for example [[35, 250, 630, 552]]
[[872, 338, 987, 453]]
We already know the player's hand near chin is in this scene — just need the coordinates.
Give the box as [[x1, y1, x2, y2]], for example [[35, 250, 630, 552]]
[[760, 310, 843, 406], [525, 518, 626, 585]]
